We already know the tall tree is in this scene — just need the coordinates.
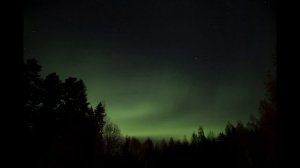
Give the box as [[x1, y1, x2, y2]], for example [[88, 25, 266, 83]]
[[103, 119, 122, 156], [191, 132, 198, 146], [93, 102, 106, 168], [39, 73, 63, 137], [23, 59, 44, 136], [23, 59, 44, 167], [61, 77, 89, 120], [197, 126, 206, 142], [94, 102, 106, 139], [259, 72, 277, 166]]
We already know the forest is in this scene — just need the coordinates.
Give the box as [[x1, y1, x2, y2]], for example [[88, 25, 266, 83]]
[[23, 59, 277, 168]]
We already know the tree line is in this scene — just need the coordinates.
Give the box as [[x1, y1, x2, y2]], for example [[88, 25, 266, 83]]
[[23, 59, 277, 168]]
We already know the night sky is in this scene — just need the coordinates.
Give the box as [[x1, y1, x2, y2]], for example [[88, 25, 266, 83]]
[[24, 0, 276, 140]]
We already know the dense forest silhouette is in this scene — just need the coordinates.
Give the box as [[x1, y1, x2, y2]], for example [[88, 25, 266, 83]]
[[23, 59, 277, 168]]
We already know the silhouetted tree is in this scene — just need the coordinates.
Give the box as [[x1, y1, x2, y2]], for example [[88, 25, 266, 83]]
[[246, 114, 260, 132], [225, 122, 235, 138], [141, 138, 154, 167], [92, 101, 107, 168], [24, 59, 99, 168], [182, 135, 188, 146], [103, 119, 122, 156], [159, 139, 168, 153], [23, 58, 277, 168], [191, 132, 198, 146], [23, 59, 44, 167], [94, 102, 106, 139], [206, 131, 216, 141], [24, 59, 44, 134], [197, 126, 206, 142], [129, 137, 142, 160], [259, 72, 277, 167], [168, 137, 175, 148]]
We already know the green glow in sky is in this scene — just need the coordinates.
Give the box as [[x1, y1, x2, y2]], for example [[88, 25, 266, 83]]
[[24, 0, 275, 140], [24, 46, 268, 139]]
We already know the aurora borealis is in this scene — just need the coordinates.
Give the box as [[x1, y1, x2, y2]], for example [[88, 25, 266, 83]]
[[24, 0, 276, 140]]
